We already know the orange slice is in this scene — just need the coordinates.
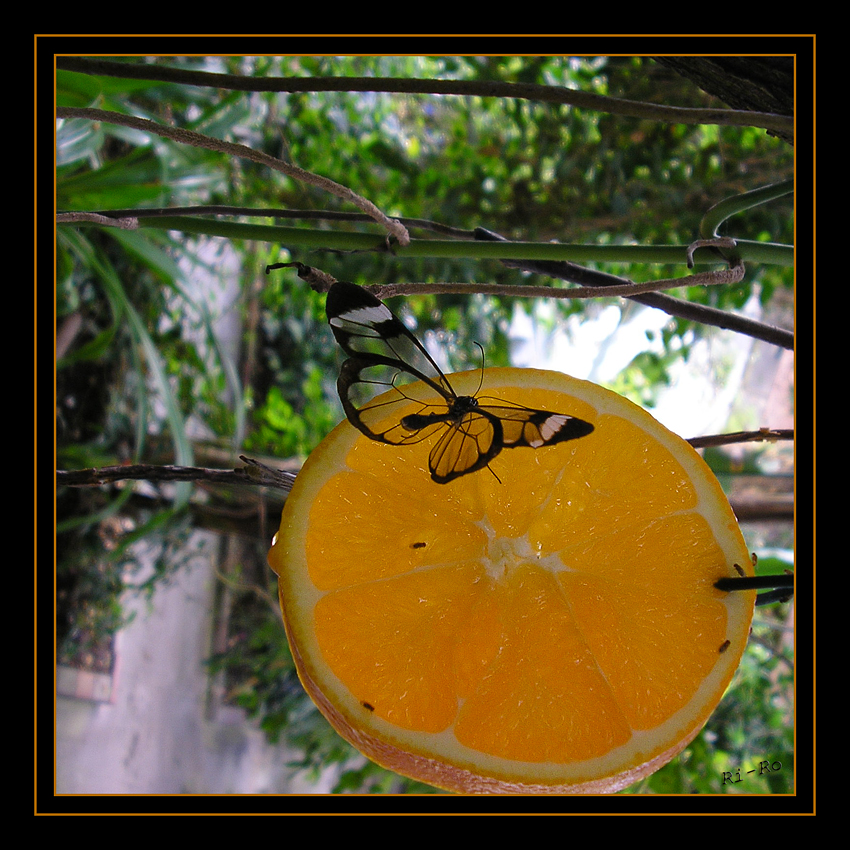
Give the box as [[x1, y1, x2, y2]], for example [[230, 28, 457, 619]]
[[267, 367, 755, 793]]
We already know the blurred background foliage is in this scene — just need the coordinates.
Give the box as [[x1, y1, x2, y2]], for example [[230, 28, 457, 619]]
[[55, 55, 794, 794]]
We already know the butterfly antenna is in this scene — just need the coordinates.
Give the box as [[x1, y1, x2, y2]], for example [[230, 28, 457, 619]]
[[473, 341, 486, 396], [486, 463, 502, 485]]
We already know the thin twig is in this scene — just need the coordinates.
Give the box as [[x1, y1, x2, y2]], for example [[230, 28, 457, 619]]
[[56, 106, 409, 247], [56, 429, 791, 495], [274, 259, 742, 301], [56, 456, 295, 494], [686, 428, 793, 449], [56, 211, 138, 229], [714, 574, 794, 607], [371, 264, 744, 302]]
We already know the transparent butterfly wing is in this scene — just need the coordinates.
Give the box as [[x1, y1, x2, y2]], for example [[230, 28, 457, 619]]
[[337, 358, 450, 446], [427, 409, 503, 483]]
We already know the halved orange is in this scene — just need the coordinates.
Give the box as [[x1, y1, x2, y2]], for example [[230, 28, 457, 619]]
[[267, 368, 755, 794]]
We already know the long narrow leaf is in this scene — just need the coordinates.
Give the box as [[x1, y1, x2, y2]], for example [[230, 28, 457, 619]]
[[108, 228, 246, 447], [68, 235, 194, 508]]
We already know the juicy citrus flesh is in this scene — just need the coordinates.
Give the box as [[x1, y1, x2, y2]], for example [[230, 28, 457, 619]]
[[268, 368, 755, 794]]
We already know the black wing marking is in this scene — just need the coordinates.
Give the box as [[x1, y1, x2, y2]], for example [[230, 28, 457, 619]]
[[326, 282, 453, 399], [405, 399, 593, 482], [325, 281, 594, 483], [474, 400, 595, 448]]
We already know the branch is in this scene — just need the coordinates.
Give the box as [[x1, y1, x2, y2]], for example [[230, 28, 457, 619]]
[[686, 428, 793, 449], [56, 211, 138, 229], [473, 227, 793, 350], [56, 432, 791, 495], [370, 266, 743, 302], [371, 238, 745, 301], [273, 259, 745, 303], [56, 57, 793, 136], [55, 106, 409, 247], [56, 456, 295, 494]]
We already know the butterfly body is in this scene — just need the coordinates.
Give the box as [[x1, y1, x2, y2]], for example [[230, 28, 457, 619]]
[[402, 394, 479, 430], [326, 281, 594, 483]]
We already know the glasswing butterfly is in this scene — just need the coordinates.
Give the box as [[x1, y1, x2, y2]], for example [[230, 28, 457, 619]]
[[326, 281, 594, 484]]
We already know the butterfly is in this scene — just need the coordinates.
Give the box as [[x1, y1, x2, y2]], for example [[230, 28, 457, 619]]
[[326, 281, 594, 484]]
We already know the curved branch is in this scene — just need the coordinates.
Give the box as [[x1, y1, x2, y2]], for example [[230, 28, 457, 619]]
[[700, 180, 794, 240], [55, 106, 409, 247]]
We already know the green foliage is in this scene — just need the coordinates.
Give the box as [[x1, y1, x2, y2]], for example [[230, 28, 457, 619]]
[[333, 759, 441, 795], [249, 368, 338, 458], [247, 262, 340, 456], [56, 63, 249, 701]]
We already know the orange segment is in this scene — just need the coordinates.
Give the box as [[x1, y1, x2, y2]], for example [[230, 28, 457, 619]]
[[268, 367, 754, 793]]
